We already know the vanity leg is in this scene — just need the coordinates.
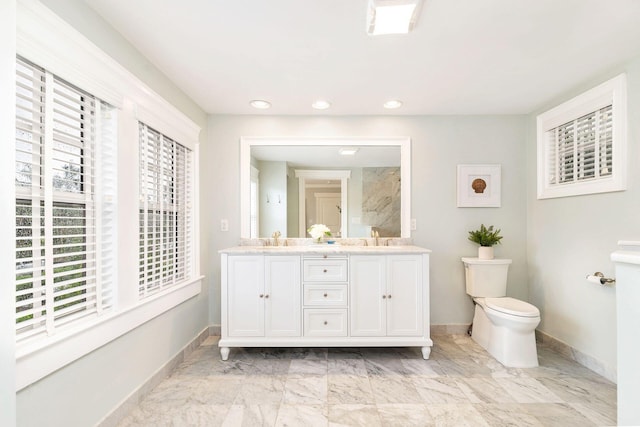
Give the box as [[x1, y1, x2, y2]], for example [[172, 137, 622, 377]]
[[220, 347, 230, 361], [421, 346, 431, 360]]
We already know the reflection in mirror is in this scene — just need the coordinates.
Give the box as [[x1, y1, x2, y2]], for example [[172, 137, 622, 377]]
[[295, 170, 350, 238], [240, 138, 410, 239], [306, 180, 341, 236]]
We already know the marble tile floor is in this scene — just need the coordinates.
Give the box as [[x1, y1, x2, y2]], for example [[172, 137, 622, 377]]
[[117, 334, 616, 427]]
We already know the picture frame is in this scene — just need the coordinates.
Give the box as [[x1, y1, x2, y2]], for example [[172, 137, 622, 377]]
[[457, 164, 501, 207]]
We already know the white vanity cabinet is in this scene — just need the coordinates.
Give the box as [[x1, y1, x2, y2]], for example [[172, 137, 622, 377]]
[[223, 255, 301, 359], [350, 254, 423, 337], [219, 246, 432, 361]]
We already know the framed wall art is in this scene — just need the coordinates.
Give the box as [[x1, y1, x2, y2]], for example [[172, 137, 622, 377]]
[[457, 164, 501, 207]]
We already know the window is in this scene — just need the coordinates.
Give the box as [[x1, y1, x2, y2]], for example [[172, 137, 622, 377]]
[[138, 123, 193, 298], [14, 57, 117, 342], [14, 1, 201, 389], [537, 74, 627, 199]]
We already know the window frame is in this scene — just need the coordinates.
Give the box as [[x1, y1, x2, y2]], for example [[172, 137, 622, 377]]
[[14, 0, 202, 391], [536, 74, 627, 199], [138, 123, 193, 298]]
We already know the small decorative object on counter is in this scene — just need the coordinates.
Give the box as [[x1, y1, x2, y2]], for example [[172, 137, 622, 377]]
[[307, 223, 332, 243], [468, 224, 503, 260]]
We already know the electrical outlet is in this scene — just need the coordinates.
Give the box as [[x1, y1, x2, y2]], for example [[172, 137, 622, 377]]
[[220, 219, 229, 232], [411, 218, 417, 230]]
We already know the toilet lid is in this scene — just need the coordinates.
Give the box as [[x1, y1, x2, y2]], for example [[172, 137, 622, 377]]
[[485, 297, 540, 317]]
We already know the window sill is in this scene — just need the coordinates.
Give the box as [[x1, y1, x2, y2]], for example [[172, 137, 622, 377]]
[[15, 276, 203, 391]]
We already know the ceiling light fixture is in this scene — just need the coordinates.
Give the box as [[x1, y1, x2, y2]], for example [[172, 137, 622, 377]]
[[339, 147, 359, 156], [384, 99, 403, 109], [250, 99, 271, 109], [367, 0, 423, 35], [312, 100, 331, 110]]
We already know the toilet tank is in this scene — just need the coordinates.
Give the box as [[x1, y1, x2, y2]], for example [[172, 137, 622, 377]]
[[461, 257, 512, 297]]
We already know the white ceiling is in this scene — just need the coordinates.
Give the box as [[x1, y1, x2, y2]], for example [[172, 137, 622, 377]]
[[83, 0, 640, 116]]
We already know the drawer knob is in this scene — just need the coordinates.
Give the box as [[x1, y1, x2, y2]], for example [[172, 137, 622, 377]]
[[323, 293, 328, 297], [323, 269, 327, 273], [324, 321, 328, 325], [323, 255, 327, 259]]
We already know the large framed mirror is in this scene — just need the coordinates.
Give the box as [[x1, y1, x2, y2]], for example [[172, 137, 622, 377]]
[[240, 137, 410, 239]]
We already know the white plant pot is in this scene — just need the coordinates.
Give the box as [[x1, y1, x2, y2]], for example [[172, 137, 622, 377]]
[[478, 246, 494, 260]]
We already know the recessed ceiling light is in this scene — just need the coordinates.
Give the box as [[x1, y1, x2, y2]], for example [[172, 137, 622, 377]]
[[250, 100, 271, 109], [384, 99, 403, 109], [367, 0, 423, 35], [339, 147, 359, 156], [312, 100, 331, 110]]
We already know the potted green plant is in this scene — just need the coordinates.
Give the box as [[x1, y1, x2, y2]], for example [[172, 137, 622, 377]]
[[468, 224, 503, 260]]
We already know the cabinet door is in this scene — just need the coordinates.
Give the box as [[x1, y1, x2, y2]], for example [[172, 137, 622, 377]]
[[265, 256, 301, 337], [350, 255, 386, 336], [386, 255, 423, 336], [227, 256, 265, 337]]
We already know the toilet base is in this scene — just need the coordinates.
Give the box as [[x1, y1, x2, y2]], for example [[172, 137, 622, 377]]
[[471, 303, 540, 368]]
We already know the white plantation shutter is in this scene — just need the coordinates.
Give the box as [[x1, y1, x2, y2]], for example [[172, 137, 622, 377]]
[[537, 74, 626, 199], [138, 123, 192, 298], [547, 105, 613, 187], [14, 57, 116, 341]]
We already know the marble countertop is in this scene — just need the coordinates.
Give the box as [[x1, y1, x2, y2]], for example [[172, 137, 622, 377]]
[[219, 244, 431, 255]]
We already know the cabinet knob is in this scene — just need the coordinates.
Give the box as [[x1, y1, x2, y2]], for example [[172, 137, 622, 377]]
[[259, 294, 264, 298], [323, 293, 328, 297], [388, 294, 392, 299], [323, 255, 327, 259], [265, 294, 270, 298], [323, 269, 327, 273], [382, 295, 387, 299], [324, 321, 328, 325]]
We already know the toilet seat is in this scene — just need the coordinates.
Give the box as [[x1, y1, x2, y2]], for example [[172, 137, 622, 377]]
[[485, 297, 539, 318]]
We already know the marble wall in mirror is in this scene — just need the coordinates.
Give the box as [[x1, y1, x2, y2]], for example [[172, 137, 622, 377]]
[[240, 138, 411, 239]]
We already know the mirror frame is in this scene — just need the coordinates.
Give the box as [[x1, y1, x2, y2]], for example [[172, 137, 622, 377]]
[[240, 137, 411, 239]]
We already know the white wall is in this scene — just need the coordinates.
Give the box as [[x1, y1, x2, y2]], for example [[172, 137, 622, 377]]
[[286, 165, 299, 236], [14, 2, 210, 426], [257, 160, 288, 237], [526, 56, 640, 381], [1, 2, 17, 426], [204, 115, 528, 327]]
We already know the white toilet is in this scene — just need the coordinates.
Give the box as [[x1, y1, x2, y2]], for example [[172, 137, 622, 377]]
[[461, 257, 541, 368]]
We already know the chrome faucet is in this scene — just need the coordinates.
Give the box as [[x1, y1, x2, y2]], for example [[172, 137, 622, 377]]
[[271, 230, 281, 247]]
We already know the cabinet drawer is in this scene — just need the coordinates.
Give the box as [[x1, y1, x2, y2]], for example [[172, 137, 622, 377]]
[[304, 309, 348, 337], [304, 284, 348, 307], [303, 259, 348, 282]]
